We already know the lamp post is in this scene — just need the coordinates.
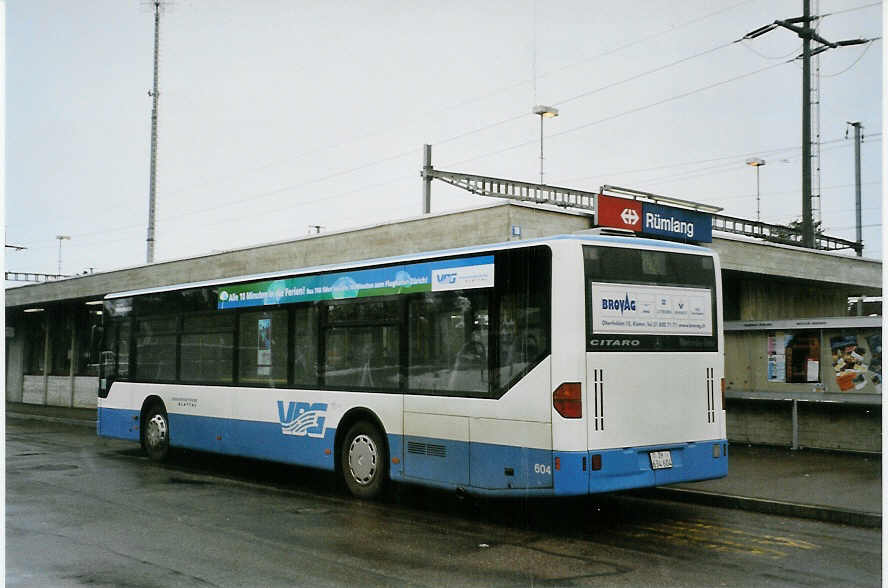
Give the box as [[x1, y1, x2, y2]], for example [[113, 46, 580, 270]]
[[533, 105, 559, 185], [745, 158, 766, 223], [56, 235, 71, 276]]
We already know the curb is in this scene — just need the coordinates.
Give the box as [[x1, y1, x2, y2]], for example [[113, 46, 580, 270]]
[[641, 486, 882, 529], [7, 411, 96, 429]]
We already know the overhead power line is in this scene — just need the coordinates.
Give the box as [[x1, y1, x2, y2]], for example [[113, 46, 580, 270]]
[[151, 1, 758, 207], [443, 61, 789, 170], [821, 2, 882, 18], [437, 38, 740, 147], [740, 0, 877, 248]]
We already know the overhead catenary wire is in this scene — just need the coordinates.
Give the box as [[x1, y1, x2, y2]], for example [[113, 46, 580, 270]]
[[442, 60, 791, 170], [149, 0, 759, 204], [820, 38, 880, 77], [21, 171, 419, 253], [17, 127, 881, 252], [14, 41, 793, 247], [436, 39, 741, 147], [15, 3, 880, 263], [820, 1, 882, 18], [20, 64, 841, 251], [631, 136, 881, 187]]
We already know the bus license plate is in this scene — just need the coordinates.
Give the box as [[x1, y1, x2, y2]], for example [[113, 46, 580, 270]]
[[649, 450, 673, 470]]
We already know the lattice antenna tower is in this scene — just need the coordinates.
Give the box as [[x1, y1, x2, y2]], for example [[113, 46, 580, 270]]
[[811, 0, 822, 224], [142, 0, 172, 263]]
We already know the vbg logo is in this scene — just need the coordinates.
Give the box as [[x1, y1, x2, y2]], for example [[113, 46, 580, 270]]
[[436, 272, 458, 284], [601, 293, 637, 315], [277, 401, 327, 438]]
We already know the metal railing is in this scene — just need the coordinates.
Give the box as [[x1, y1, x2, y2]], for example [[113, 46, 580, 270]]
[[424, 169, 598, 211], [423, 167, 863, 255], [711, 214, 862, 254], [5, 272, 70, 283]]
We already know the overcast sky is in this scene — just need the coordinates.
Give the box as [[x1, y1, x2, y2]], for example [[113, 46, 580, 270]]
[[4, 0, 883, 284]]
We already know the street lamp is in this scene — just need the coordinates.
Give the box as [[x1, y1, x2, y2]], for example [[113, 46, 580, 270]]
[[745, 158, 766, 223], [533, 105, 559, 185], [56, 235, 71, 276]]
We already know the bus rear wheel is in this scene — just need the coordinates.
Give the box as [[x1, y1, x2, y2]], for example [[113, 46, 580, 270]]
[[341, 421, 387, 499], [142, 405, 170, 462]]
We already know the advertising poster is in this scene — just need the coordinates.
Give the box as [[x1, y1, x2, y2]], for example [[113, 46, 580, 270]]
[[257, 318, 272, 376], [767, 333, 785, 382], [830, 332, 881, 394], [218, 255, 494, 310], [589, 282, 712, 336]]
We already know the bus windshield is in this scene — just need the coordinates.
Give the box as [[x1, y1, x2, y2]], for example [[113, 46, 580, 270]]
[[583, 245, 718, 352]]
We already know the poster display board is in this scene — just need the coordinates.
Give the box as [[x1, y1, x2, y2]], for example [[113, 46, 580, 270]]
[[766, 331, 819, 383], [828, 331, 881, 394]]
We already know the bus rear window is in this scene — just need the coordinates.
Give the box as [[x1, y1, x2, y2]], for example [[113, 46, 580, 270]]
[[583, 245, 718, 352]]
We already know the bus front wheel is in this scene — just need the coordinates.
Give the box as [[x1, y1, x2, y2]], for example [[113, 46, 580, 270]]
[[341, 421, 387, 499], [142, 405, 170, 462]]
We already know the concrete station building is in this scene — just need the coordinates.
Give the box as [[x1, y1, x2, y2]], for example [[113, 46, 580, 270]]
[[5, 201, 882, 452]]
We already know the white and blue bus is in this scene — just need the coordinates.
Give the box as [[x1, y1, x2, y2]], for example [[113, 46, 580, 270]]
[[97, 234, 727, 498]]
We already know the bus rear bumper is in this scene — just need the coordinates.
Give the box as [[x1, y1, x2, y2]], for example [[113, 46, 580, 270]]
[[553, 440, 729, 496]]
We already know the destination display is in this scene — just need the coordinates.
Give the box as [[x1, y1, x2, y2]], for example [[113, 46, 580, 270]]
[[596, 194, 713, 243], [590, 282, 712, 336], [217, 255, 495, 309]]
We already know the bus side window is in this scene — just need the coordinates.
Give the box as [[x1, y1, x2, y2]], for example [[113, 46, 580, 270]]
[[496, 248, 550, 390], [408, 291, 489, 394]]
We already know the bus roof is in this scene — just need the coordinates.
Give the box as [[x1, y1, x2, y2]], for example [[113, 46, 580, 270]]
[[105, 234, 715, 300]]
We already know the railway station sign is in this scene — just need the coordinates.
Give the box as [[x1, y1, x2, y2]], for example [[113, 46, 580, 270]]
[[596, 194, 712, 243]]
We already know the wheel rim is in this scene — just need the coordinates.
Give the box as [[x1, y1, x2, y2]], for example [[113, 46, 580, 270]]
[[347, 434, 377, 486], [146, 414, 168, 450]]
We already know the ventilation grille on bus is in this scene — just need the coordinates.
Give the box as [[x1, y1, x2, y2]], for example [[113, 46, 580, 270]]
[[407, 441, 447, 458], [592, 368, 605, 431], [706, 367, 716, 423]]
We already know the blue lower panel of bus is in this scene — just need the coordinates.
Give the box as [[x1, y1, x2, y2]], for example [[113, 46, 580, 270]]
[[99, 407, 726, 496], [97, 408, 338, 470], [171, 414, 338, 470], [553, 440, 729, 496], [97, 407, 141, 441], [399, 435, 553, 490]]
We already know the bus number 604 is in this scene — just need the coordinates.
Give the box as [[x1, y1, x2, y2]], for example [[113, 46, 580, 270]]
[[534, 463, 552, 475]]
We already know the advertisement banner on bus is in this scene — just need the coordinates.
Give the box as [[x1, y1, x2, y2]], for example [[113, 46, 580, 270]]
[[590, 282, 712, 336], [217, 255, 494, 309]]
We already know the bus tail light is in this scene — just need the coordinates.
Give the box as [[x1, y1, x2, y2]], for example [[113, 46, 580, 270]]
[[553, 382, 582, 418], [721, 378, 726, 410]]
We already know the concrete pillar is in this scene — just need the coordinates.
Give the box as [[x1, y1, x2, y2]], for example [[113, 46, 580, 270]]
[[42, 312, 50, 406], [5, 329, 24, 403], [69, 312, 77, 408]]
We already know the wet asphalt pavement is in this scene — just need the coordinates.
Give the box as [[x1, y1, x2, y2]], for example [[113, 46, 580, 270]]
[[6, 416, 882, 587]]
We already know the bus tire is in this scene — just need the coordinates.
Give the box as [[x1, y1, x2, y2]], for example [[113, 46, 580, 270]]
[[341, 421, 387, 499], [142, 404, 170, 462]]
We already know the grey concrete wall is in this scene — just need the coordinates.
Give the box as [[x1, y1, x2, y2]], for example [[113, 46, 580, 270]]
[[797, 402, 881, 452], [22, 376, 45, 405], [727, 401, 793, 447], [710, 236, 882, 291], [9, 204, 880, 311], [8, 204, 584, 308], [734, 278, 849, 320], [6, 334, 24, 403], [46, 377, 71, 407], [5, 203, 882, 452], [727, 400, 881, 453], [74, 377, 98, 408]]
